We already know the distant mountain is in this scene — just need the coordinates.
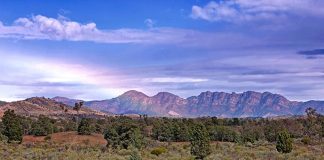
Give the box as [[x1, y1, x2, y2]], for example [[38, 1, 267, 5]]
[[52, 96, 82, 106], [0, 97, 107, 118], [53, 90, 324, 117]]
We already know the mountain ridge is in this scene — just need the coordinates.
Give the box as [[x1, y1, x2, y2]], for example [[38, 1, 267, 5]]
[[52, 90, 324, 117]]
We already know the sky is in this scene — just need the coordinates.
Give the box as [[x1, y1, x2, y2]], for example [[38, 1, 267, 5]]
[[0, 0, 324, 101]]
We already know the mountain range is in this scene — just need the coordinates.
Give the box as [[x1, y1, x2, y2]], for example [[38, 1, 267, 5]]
[[52, 90, 324, 117]]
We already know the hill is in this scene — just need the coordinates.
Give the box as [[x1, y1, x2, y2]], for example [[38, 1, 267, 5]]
[[53, 90, 324, 117], [0, 97, 107, 118], [0, 101, 6, 106]]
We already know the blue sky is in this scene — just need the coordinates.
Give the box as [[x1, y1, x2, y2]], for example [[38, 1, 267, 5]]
[[1, 0, 324, 101]]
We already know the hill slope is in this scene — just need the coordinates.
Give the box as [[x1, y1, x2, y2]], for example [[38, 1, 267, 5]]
[[0, 101, 6, 106], [0, 97, 107, 118]]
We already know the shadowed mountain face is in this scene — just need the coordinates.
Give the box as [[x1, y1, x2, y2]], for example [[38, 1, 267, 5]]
[[52, 96, 82, 106], [53, 90, 324, 117]]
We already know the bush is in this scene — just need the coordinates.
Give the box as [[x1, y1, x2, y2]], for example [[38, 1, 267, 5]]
[[104, 118, 144, 149], [129, 150, 142, 160], [0, 133, 8, 142], [31, 115, 54, 136], [78, 118, 94, 135], [44, 135, 51, 141], [276, 131, 293, 153], [151, 147, 167, 156], [301, 136, 311, 145]]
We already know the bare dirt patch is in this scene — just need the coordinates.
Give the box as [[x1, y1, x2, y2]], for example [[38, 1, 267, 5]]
[[23, 131, 106, 146]]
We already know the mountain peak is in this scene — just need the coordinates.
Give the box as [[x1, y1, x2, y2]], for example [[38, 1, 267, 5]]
[[119, 90, 148, 98], [153, 92, 178, 98]]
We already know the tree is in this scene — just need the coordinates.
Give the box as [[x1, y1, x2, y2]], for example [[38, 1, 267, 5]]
[[1, 110, 23, 143], [276, 131, 293, 153], [190, 124, 211, 159], [78, 118, 94, 135], [73, 101, 83, 113], [304, 107, 322, 142], [152, 121, 172, 142], [31, 115, 54, 136], [104, 119, 144, 149]]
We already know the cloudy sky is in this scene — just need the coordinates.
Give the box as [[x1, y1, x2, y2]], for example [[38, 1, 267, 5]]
[[0, 0, 324, 101]]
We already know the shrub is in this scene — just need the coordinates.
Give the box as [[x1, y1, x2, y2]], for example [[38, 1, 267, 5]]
[[78, 118, 94, 135], [301, 136, 311, 145], [31, 115, 54, 136], [151, 147, 167, 156], [104, 118, 144, 149], [276, 131, 293, 153], [0, 133, 8, 142], [44, 135, 51, 141], [129, 150, 142, 160]]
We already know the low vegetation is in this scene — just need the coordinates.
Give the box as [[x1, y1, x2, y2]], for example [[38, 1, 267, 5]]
[[0, 107, 323, 159]]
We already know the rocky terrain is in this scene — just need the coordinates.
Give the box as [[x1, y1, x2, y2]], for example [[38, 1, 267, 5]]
[[0, 97, 107, 118], [53, 90, 324, 117]]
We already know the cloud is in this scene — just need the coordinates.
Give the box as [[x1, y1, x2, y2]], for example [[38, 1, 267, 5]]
[[191, 1, 239, 22], [143, 77, 208, 83], [0, 15, 174, 43], [0, 15, 214, 45], [297, 49, 324, 55], [144, 18, 155, 28], [191, 0, 324, 22]]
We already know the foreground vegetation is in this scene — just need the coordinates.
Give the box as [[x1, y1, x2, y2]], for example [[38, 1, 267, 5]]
[[0, 107, 323, 159], [0, 137, 323, 160]]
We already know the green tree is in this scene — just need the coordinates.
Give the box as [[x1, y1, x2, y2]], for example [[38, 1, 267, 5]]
[[73, 101, 84, 113], [130, 128, 144, 149], [276, 131, 293, 153], [31, 115, 54, 136], [190, 124, 211, 159], [264, 121, 283, 142], [1, 110, 23, 143], [104, 119, 144, 149], [152, 121, 172, 142], [78, 118, 94, 135]]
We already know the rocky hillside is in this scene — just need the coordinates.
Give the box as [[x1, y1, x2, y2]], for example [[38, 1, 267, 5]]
[[0, 97, 107, 118], [53, 90, 324, 117], [0, 101, 6, 106]]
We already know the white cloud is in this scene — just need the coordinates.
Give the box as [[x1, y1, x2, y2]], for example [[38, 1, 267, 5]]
[[0, 15, 195, 44], [143, 77, 208, 83], [191, 0, 324, 22], [144, 18, 155, 28]]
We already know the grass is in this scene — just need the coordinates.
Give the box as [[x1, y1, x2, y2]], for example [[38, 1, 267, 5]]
[[0, 132, 323, 160]]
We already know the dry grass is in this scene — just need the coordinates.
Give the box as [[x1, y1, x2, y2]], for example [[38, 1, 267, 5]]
[[1, 133, 323, 160]]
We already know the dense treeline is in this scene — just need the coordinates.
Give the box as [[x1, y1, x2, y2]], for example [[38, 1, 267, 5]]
[[0, 108, 323, 159]]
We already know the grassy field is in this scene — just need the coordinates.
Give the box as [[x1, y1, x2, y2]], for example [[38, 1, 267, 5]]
[[0, 132, 322, 160]]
